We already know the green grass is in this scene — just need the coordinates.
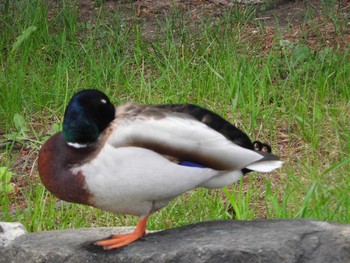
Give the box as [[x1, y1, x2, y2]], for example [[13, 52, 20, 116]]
[[1, 0, 350, 232]]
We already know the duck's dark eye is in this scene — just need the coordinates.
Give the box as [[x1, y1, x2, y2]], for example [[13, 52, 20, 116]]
[[101, 99, 107, 104]]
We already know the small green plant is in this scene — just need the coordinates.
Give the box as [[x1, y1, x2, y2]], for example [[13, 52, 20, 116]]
[[10, 25, 37, 54], [0, 167, 14, 193], [2, 113, 46, 151], [4, 113, 28, 142]]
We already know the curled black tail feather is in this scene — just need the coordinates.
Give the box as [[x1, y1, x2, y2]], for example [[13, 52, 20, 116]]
[[253, 141, 272, 153]]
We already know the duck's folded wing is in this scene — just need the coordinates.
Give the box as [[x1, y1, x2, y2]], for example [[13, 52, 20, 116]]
[[106, 105, 281, 171], [152, 104, 254, 149]]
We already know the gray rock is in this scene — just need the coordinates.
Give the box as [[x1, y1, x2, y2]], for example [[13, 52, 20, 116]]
[[0, 222, 27, 248], [1, 220, 350, 263]]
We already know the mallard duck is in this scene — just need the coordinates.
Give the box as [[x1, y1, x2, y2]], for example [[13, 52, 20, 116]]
[[38, 89, 283, 250]]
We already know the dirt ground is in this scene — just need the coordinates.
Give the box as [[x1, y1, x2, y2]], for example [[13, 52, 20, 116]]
[[48, 0, 349, 48], [72, 0, 345, 26]]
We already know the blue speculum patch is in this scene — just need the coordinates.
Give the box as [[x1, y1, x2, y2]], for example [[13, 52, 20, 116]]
[[179, 161, 207, 168]]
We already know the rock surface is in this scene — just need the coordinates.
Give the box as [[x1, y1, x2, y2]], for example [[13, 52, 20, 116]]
[[0, 222, 27, 248], [1, 220, 350, 263]]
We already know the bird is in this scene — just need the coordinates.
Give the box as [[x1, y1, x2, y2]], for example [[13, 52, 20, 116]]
[[38, 89, 283, 250]]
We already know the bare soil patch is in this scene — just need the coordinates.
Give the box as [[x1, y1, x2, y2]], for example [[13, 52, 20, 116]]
[[45, 0, 349, 49]]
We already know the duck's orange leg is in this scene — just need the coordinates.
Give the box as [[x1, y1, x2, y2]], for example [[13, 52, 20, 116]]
[[95, 215, 149, 250]]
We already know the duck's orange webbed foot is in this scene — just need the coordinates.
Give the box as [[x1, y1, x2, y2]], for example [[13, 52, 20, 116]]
[[95, 215, 149, 250]]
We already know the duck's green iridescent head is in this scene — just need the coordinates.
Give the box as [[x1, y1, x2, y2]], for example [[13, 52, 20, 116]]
[[62, 89, 116, 145]]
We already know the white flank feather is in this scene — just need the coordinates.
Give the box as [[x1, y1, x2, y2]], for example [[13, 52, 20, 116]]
[[76, 146, 224, 216], [198, 170, 244, 188]]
